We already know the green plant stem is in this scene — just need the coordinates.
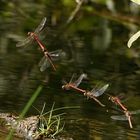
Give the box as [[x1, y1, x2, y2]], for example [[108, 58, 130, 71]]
[[6, 85, 43, 140]]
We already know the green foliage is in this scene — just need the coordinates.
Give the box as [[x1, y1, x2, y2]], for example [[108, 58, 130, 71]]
[[130, 0, 140, 5], [20, 85, 43, 118], [37, 106, 65, 138], [35, 104, 66, 138], [6, 86, 43, 140], [33, 103, 80, 139]]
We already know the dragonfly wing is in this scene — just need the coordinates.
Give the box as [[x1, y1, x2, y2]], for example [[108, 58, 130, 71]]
[[74, 73, 87, 87], [49, 50, 63, 61], [16, 36, 31, 47], [16, 17, 46, 47], [62, 80, 67, 85], [130, 109, 140, 115], [39, 56, 50, 72], [111, 115, 127, 121], [34, 17, 47, 33], [69, 73, 77, 84], [39, 56, 46, 67], [93, 84, 109, 97], [49, 49, 62, 55]]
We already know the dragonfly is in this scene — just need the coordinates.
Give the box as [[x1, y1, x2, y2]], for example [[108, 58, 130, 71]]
[[108, 95, 128, 111], [26, 31, 60, 71], [84, 84, 109, 107], [111, 109, 140, 128], [62, 73, 87, 93], [23, 30, 60, 71], [16, 17, 58, 71], [16, 17, 47, 47], [38, 49, 63, 71]]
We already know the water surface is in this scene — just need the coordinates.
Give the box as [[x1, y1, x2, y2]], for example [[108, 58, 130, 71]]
[[0, 1, 140, 139]]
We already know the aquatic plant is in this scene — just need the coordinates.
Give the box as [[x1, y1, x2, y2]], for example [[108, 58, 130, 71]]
[[34, 103, 65, 139], [6, 85, 43, 140]]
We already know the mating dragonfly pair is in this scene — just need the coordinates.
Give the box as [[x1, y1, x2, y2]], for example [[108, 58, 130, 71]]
[[16, 17, 63, 71], [62, 73, 109, 107], [108, 95, 140, 128], [62, 74, 140, 128]]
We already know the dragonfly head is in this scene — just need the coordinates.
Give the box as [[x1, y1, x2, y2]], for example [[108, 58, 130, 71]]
[[62, 80, 68, 89], [62, 84, 69, 90], [62, 85, 65, 89], [28, 32, 35, 37], [28, 32, 31, 35], [108, 96, 114, 102], [62, 85, 67, 89]]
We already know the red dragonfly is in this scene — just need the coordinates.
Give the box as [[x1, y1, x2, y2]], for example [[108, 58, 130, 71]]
[[27, 32, 60, 71], [62, 73, 87, 93], [16, 17, 59, 71], [111, 109, 140, 128], [16, 17, 47, 47], [108, 95, 127, 111], [84, 84, 109, 107], [38, 49, 63, 72]]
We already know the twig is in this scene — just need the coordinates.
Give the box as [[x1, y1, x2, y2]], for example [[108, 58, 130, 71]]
[[67, 0, 84, 24]]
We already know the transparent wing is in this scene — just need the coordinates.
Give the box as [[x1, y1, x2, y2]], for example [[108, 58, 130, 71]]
[[74, 73, 87, 87], [91, 84, 109, 97], [16, 17, 46, 47], [38, 56, 50, 72], [111, 115, 127, 121], [68, 73, 76, 84], [62, 79, 67, 85], [39, 56, 46, 67], [34, 17, 47, 33], [49, 49, 63, 61], [130, 109, 140, 115], [16, 36, 32, 47], [111, 109, 140, 121]]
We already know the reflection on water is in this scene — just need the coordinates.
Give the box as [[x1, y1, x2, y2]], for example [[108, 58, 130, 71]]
[[0, 0, 140, 139], [66, 106, 140, 140]]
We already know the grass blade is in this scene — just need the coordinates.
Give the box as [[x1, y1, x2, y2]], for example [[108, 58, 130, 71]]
[[6, 85, 43, 140]]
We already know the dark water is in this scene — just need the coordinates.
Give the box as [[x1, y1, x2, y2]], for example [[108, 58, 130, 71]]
[[0, 0, 140, 139]]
